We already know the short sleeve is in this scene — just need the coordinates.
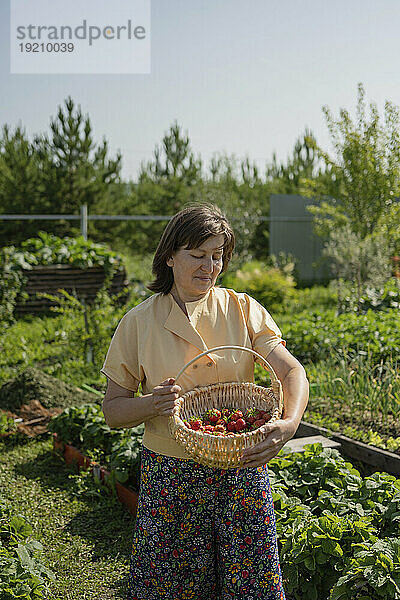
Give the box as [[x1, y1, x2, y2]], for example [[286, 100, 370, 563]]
[[239, 293, 286, 359], [100, 310, 141, 392]]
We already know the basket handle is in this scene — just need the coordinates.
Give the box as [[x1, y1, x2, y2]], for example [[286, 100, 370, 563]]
[[175, 345, 279, 383]]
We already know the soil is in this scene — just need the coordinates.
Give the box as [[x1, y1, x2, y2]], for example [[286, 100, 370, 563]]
[[2, 399, 63, 437], [0, 367, 100, 438]]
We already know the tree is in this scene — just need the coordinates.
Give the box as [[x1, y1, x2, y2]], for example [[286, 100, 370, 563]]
[[323, 224, 393, 312], [265, 128, 325, 194], [37, 96, 122, 214], [0, 125, 49, 245], [127, 122, 204, 254], [200, 153, 264, 263], [303, 83, 400, 238], [140, 121, 202, 187]]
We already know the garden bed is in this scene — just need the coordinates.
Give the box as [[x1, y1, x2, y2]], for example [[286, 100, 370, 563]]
[[15, 264, 128, 314], [52, 433, 139, 517], [296, 420, 400, 477]]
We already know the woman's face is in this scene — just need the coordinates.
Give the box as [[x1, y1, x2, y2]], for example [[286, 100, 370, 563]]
[[167, 234, 225, 302]]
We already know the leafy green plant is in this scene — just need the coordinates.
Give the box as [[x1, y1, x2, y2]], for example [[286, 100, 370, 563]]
[[220, 260, 296, 312], [0, 498, 54, 598], [0, 410, 17, 435], [270, 444, 400, 599], [281, 513, 377, 600], [330, 538, 400, 600], [49, 403, 144, 490]]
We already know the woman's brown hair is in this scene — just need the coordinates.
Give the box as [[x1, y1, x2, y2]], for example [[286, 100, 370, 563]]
[[148, 203, 235, 294]]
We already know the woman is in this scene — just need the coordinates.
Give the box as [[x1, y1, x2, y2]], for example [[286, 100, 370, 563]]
[[101, 204, 309, 600]]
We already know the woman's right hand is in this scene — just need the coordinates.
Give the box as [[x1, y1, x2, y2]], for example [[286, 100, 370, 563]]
[[151, 378, 182, 417]]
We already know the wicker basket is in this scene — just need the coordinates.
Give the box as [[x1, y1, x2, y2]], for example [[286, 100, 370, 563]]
[[168, 345, 283, 469]]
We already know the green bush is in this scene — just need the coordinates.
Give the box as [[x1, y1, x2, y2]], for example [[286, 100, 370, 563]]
[[220, 260, 296, 312], [339, 278, 400, 314], [283, 284, 338, 314]]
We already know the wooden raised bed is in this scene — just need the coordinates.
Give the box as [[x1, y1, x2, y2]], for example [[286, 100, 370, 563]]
[[295, 420, 400, 477], [52, 433, 139, 517], [15, 265, 128, 314]]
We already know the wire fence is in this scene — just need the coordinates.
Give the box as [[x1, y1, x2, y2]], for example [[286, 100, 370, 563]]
[[0, 204, 313, 240]]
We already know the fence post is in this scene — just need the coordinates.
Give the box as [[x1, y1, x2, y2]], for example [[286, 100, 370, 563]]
[[80, 204, 88, 240]]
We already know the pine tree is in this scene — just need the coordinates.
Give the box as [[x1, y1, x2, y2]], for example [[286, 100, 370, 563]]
[[38, 96, 122, 214]]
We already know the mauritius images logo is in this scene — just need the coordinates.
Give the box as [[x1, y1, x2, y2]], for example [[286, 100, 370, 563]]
[[10, 0, 151, 74]]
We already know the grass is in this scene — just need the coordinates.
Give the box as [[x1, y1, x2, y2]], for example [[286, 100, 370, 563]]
[[0, 435, 134, 599]]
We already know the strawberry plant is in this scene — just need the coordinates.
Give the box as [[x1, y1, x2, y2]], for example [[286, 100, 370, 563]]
[[0, 498, 54, 598], [281, 513, 378, 600], [269, 444, 400, 599], [49, 403, 144, 490], [330, 538, 400, 600]]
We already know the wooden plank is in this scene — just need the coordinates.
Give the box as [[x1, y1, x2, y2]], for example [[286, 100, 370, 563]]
[[284, 435, 341, 454], [15, 266, 128, 314], [295, 421, 400, 476]]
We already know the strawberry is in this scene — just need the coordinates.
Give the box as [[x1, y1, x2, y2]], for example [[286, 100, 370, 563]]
[[253, 418, 265, 429], [235, 418, 247, 432], [189, 419, 202, 430], [261, 411, 272, 421], [245, 408, 262, 425], [230, 410, 243, 422], [227, 421, 237, 432], [206, 408, 221, 423]]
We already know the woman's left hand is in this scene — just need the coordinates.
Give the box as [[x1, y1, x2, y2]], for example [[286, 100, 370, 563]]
[[239, 418, 298, 468]]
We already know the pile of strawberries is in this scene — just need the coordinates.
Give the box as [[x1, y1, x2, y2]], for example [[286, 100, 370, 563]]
[[183, 407, 271, 436]]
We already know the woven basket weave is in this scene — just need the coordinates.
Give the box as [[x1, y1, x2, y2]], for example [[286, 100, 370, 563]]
[[168, 345, 283, 469]]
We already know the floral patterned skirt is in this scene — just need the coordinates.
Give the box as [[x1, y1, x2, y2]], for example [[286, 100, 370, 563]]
[[128, 445, 286, 600]]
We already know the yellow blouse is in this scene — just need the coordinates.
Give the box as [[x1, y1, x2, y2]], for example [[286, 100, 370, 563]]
[[100, 286, 286, 458]]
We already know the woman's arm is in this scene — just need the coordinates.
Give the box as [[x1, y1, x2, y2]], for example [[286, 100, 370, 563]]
[[102, 378, 182, 429], [266, 343, 309, 429], [240, 343, 309, 467]]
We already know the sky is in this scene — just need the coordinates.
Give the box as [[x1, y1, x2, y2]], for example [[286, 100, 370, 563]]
[[2, 0, 400, 181]]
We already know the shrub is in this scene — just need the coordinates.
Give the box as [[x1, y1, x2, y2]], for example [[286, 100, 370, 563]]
[[220, 260, 296, 312], [339, 277, 400, 314], [283, 283, 338, 314]]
